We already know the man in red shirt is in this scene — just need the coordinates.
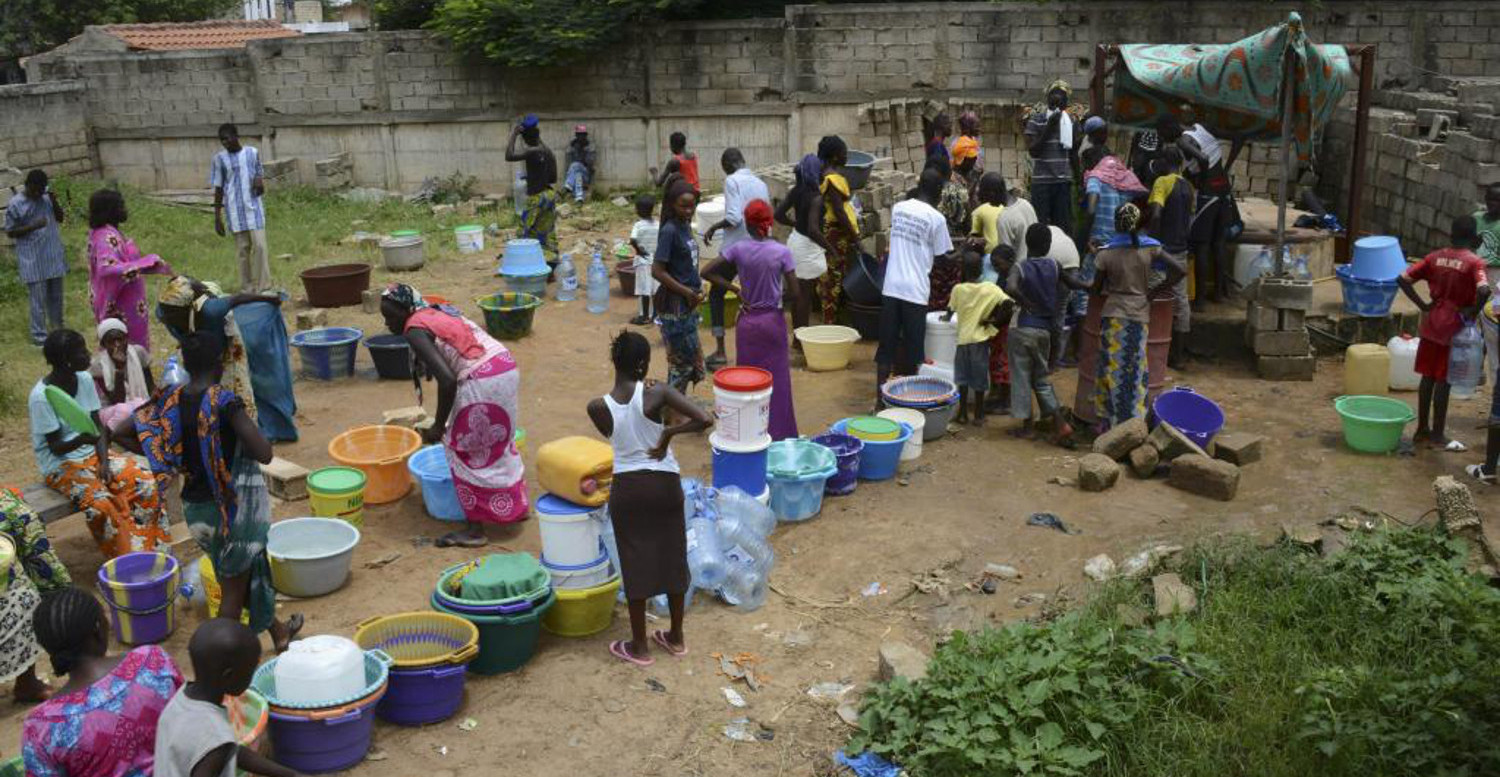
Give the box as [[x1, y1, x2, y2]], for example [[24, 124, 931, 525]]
[[1398, 215, 1490, 451]]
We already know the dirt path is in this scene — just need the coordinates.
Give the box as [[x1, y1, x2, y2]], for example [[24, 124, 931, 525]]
[[0, 205, 1482, 775]]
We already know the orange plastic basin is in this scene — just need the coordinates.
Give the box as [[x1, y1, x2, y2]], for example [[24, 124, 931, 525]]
[[328, 425, 421, 505]]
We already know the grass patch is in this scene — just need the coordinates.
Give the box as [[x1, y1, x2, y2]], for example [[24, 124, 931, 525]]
[[851, 527, 1500, 777], [0, 176, 523, 416]]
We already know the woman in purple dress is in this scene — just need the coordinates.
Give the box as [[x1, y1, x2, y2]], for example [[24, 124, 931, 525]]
[[702, 199, 799, 440]]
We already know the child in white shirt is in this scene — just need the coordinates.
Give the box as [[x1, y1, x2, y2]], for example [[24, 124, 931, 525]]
[[629, 194, 660, 325]]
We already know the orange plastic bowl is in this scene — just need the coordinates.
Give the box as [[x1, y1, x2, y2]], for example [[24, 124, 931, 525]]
[[328, 425, 421, 504]]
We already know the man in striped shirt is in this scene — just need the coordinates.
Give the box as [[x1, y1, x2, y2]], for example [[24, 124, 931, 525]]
[[4, 169, 67, 345], [211, 123, 271, 293]]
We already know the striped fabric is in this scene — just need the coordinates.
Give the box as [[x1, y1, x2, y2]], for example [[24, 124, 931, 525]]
[[209, 146, 265, 233], [3, 193, 67, 283]]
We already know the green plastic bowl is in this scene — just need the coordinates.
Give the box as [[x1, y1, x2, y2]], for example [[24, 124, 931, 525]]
[[1334, 395, 1416, 453], [477, 292, 542, 340], [430, 591, 553, 675]]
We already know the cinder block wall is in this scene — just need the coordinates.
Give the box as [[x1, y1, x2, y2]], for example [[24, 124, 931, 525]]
[[0, 81, 94, 181]]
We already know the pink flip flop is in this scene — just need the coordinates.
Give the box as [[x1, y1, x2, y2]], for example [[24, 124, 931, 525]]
[[609, 640, 654, 667], [652, 630, 688, 658]]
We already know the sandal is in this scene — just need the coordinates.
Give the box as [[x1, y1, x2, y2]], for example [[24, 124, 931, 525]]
[[1467, 464, 1497, 485], [651, 630, 687, 658], [437, 532, 488, 549], [609, 640, 654, 667]]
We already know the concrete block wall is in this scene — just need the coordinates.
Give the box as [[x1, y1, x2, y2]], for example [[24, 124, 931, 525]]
[[32, 50, 256, 133], [0, 81, 94, 178]]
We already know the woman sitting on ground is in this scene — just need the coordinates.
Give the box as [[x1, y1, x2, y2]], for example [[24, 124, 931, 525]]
[[90, 318, 155, 431], [0, 489, 72, 704], [157, 275, 298, 443], [113, 331, 304, 651], [703, 199, 800, 440], [382, 284, 528, 548], [23, 587, 184, 777], [30, 329, 169, 559]]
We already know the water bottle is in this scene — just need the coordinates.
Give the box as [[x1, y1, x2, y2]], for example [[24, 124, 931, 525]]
[[1449, 318, 1484, 399], [178, 562, 207, 618], [718, 556, 768, 612], [162, 355, 188, 387], [586, 250, 609, 314], [512, 172, 527, 217], [685, 517, 727, 589], [555, 253, 578, 301], [714, 486, 776, 538]]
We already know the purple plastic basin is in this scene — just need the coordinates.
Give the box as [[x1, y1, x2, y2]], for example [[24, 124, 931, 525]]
[[376, 664, 468, 726], [810, 432, 863, 496], [267, 693, 383, 774]]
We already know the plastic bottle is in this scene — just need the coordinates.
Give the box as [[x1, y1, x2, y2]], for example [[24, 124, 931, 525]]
[[714, 486, 776, 538], [586, 250, 609, 314], [178, 562, 207, 618], [162, 355, 188, 387], [685, 517, 727, 589], [555, 253, 578, 301], [512, 172, 528, 217], [718, 556, 768, 612], [1449, 318, 1484, 399], [1388, 334, 1420, 391]]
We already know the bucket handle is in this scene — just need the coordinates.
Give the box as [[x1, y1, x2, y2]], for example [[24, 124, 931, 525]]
[[369, 649, 394, 668], [322, 708, 365, 726], [1172, 386, 1197, 395], [431, 664, 469, 680], [447, 643, 479, 665]]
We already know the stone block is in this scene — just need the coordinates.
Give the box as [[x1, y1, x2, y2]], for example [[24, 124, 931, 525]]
[[1257, 353, 1316, 381], [1279, 308, 1305, 331], [1252, 329, 1311, 356], [1147, 421, 1208, 462], [1247, 301, 1278, 331], [1212, 432, 1264, 466], [1167, 454, 1240, 501], [1152, 573, 1197, 616], [878, 641, 929, 682], [262, 457, 310, 501], [1254, 277, 1314, 311], [295, 309, 328, 331], [362, 288, 381, 314], [383, 405, 429, 428], [1128, 443, 1160, 478], [1092, 416, 1147, 460], [1078, 453, 1121, 492]]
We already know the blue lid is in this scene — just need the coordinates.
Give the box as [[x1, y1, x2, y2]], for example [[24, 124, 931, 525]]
[[535, 493, 593, 516]]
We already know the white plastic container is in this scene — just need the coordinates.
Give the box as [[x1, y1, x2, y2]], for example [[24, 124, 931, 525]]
[[924, 312, 958, 368], [535, 494, 603, 567], [1387, 334, 1420, 391], [267, 518, 360, 598], [693, 196, 726, 260], [273, 635, 365, 706], [878, 407, 925, 461], [454, 225, 485, 254], [542, 550, 612, 590], [712, 367, 773, 451]]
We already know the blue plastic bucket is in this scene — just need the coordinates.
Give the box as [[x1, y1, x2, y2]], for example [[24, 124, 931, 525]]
[[1151, 387, 1225, 447], [1336, 265, 1400, 318], [811, 432, 863, 496], [498, 239, 549, 276], [711, 435, 770, 495], [765, 439, 837, 522], [1349, 235, 1407, 281], [291, 327, 363, 380], [830, 418, 911, 481], [407, 445, 464, 522]]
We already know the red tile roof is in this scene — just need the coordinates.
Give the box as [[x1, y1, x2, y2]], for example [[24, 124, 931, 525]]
[[101, 20, 301, 51]]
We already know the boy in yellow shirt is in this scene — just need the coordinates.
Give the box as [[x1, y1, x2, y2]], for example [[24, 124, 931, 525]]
[[945, 249, 1014, 426]]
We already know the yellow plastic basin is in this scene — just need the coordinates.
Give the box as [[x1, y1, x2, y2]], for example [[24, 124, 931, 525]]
[[795, 325, 860, 371], [541, 575, 622, 637]]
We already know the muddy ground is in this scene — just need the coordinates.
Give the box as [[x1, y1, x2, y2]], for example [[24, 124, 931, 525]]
[[0, 204, 1486, 775]]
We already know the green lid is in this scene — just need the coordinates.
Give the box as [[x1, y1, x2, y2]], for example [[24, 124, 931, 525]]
[[848, 416, 899, 438], [390, 229, 421, 237], [455, 224, 483, 232], [456, 553, 550, 602], [308, 466, 367, 494]]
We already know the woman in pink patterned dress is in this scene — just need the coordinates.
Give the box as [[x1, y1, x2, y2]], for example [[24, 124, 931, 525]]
[[381, 284, 527, 548], [23, 587, 183, 777], [87, 190, 171, 350]]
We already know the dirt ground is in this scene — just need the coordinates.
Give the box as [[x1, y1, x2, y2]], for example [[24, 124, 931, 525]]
[[0, 203, 1487, 775]]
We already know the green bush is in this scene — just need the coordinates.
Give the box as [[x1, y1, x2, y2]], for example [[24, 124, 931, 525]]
[[850, 528, 1500, 777]]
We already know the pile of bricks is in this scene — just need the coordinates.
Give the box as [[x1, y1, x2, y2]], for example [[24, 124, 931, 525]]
[[315, 152, 352, 191], [1247, 277, 1315, 381], [752, 161, 914, 258], [857, 98, 1033, 186]]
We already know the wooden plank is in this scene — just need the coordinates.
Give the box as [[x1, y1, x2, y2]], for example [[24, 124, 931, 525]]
[[21, 483, 76, 524]]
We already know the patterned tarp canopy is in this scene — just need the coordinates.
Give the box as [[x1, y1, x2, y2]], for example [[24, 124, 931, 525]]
[[1111, 12, 1353, 161]]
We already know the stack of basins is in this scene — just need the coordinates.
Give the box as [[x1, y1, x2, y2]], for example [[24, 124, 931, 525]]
[[353, 612, 479, 726], [710, 367, 774, 502], [1337, 235, 1406, 316], [497, 238, 551, 296], [534, 495, 620, 636], [251, 637, 391, 774], [880, 375, 959, 441], [430, 553, 554, 674]]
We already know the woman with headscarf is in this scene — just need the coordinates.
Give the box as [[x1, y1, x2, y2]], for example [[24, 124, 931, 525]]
[[0, 489, 71, 704], [703, 199, 799, 440], [923, 113, 953, 169], [818, 136, 860, 325], [1089, 203, 1184, 430], [951, 111, 984, 207], [775, 153, 832, 334], [116, 331, 303, 650], [381, 284, 527, 548], [157, 276, 297, 443], [86, 189, 171, 349], [90, 318, 154, 432]]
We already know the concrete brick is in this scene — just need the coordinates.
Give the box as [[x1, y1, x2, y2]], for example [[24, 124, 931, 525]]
[[262, 457, 310, 501], [1093, 416, 1148, 461], [1254, 278, 1314, 311], [1167, 454, 1240, 501], [1078, 453, 1121, 492], [1252, 329, 1311, 356], [1212, 432, 1264, 466], [1257, 353, 1316, 381], [295, 309, 329, 330], [878, 641, 929, 682]]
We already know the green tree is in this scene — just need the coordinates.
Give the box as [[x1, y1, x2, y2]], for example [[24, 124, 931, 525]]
[[425, 0, 702, 68], [0, 0, 238, 60]]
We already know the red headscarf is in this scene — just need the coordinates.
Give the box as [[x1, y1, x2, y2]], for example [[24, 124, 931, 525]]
[[745, 199, 774, 238]]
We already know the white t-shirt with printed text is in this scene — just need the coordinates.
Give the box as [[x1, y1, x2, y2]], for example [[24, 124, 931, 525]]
[[883, 198, 954, 306]]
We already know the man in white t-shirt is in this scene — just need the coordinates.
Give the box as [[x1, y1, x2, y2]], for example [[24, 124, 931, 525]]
[[878, 167, 954, 399]]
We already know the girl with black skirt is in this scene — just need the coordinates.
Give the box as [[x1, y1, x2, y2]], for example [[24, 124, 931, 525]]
[[587, 331, 712, 666]]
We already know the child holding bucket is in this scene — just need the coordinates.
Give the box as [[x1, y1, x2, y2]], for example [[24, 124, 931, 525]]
[[586, 331, 712, 666], [155, 619, 299, 777], [944, 250, 1014, 426]]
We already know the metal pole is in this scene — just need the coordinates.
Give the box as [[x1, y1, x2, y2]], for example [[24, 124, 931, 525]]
[[1346, 45, 1376, 259], [1274, 50, 1295, 276], [1091, 45, 1110, 119]]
